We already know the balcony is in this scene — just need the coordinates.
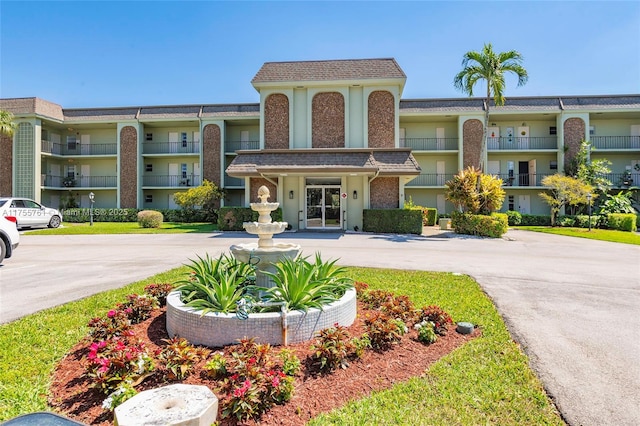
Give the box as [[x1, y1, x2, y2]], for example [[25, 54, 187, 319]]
[[406, 174, 456, 187], [43, 175, 117, 188], [225, 140, 260, 153], [400, 138, 458, 151], [41, 141, 117, 156], [224, 176, 245, 187], [142, 141, 200, 155], [487, 137, 557, 151], [590, 136, 640, 150], [142, 175, 202, 187], [495, 173, 554, 187], [605, 172, 640, 188]]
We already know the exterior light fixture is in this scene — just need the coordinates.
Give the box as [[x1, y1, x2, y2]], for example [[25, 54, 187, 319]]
[[89, 192, 95, 226], [289, 190, 294, 199], [353, 190, 358, 199]]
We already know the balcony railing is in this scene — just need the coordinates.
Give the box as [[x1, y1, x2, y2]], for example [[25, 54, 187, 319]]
[[43, 175, 117, 188], [590, 136, 640, 150], [41, 141, 117, 156], [142, 142, 200, 154], [406, 174, 456, 186], [142, 175, 202, 187], [605, 172, 640, 187], [225, 140, 260, 153], [487, 137, 557, 150], [400, 138, 458, 151], [494, 173, 554, 187], [224, 176, 245, 187]]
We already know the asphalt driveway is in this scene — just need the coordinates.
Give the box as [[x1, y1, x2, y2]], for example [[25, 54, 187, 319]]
[[0, 230, 638, 425]]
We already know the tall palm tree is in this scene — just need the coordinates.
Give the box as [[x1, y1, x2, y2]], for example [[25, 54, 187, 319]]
[[0, 110, 17, 137], [454, 43, 528, 172]]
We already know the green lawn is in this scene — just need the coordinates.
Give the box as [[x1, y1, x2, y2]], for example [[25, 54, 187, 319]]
[[518, 226, 640, 245], [23, 222, 217, 235], [0, 266, 563, 425]]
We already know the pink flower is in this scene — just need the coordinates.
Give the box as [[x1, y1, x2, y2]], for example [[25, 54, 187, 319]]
[[107, 310, 116, 318], [232, 379, 252, 398]]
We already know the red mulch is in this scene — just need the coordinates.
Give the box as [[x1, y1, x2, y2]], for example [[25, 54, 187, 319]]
[[49, 304, 478, 425]]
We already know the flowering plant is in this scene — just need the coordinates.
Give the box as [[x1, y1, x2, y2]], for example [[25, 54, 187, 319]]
[[85, 333, 155, 394], [118, 294, 158, 324], [143, 283, 174, 306], [101, 381, 138, 411], [414, 320, 438, 344], [158, 337, 209, 380], [416, 305, 453, 336], [87, 308, 131, 339], [364, 311, 407, 350]]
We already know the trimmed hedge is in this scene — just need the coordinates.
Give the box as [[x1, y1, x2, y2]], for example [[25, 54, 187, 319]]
[[607, 213, 638, 232], [505, 210, 522, 226], [422, 208, 438, 226], [61, 208, 214, 224], [363, 209, 422, 234], [519, 214, 552, 226], [137, 210, 163, 228], [218, 207, 283, 231], [451, 212, 508, 238]]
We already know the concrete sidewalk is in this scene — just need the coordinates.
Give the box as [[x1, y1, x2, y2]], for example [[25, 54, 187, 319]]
[[1, 230, 639, 425]]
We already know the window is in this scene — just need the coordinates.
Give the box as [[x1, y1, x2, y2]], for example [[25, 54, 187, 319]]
[[550, 160, 558, 170], [145, 164, 153, 172], [146, 133, 153, 141], [590, 126, 596, 136], [508, 195, 515, 211], [67, 165, 76, 178], [549, 126, 557, 135], [181, 163, 187, 179], [145, 194, 153, 203], [67, 135, 77, 150], [181, 132, 188, 148]]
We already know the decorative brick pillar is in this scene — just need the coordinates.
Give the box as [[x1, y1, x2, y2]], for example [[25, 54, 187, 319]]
[[0, 134, 12, 196], [312, 92, 345, 148], [203, 124, 222, 208], [370, 177, 399, 209], [249, 178, 277, 203], [119, 126, 138, 208], [563, 117, 586, 170], [264, 94, 289, 150], [463, 119, 483, 169], [368, 90, 395, 148]]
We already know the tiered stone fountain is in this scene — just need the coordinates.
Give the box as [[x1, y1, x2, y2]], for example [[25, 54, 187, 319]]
[[166, 186, 356, 347]]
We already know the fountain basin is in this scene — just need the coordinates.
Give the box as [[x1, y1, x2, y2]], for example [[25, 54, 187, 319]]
[[166, 287, 357, 347]]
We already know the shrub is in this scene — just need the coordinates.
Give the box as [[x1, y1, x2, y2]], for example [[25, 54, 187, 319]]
[[423, 208, 438, 226], [101, 381, 138, 411], [143, 283, 174, 307], [607, 213, 638, 232], [205, 352, 228, 379], [414, 321, 438, 344], [158, 337, 210, 380], [364, 311, 407, 350], [87, 308, 131, 340], [310, 324, 355, 371], [118, 294, 158, 324], [557, 215, 576, 227], [362, 209, 423, 234], [137, 210, 163, 228], [505, 210, 522, 226], [218, 207, 282, 231], [451, 212, 508, 238], [278, 348, 301, 377], [520, 214, 552, 226], [61, 208, 139, 223], [416, 305, 453, 336]]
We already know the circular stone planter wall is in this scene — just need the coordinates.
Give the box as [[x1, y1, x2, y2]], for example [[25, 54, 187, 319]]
[[166, 288, 357, 347]]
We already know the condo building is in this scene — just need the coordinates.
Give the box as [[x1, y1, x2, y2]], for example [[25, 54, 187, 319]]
[[1, 58, 639, 230]]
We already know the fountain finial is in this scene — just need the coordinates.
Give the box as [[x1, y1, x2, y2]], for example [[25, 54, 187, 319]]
[[257, 185, 270, 203]]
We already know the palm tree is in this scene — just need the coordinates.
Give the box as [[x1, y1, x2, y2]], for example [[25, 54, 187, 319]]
[[454, 43, 528, 172], [0, 110, 17, 137]]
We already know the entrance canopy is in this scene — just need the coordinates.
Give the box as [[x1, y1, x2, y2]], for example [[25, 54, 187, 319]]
[[225, 148, 421, 178]]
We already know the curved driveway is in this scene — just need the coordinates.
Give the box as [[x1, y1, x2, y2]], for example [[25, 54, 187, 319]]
[[1, 230, 639, 425]]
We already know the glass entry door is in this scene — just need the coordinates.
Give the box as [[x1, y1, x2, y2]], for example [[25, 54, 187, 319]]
[[306, 186, 342, 229]]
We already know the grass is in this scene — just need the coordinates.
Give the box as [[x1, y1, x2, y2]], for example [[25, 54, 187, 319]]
[[0, 266, 563, 424], [23, 222, 217, 235], [518, 226, 640, 245]]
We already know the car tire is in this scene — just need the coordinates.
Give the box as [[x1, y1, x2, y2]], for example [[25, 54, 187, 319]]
[[0, 238, 6, 263], [48, 215, 61, 228]]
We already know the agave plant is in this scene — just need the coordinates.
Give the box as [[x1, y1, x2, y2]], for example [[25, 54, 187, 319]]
[[176, 253, 254, 314], [259, 254, 353, 312]]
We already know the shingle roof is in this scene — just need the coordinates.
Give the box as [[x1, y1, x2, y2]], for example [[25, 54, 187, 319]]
[[252, 58, 406, 84], [226, 149, 421, 177]]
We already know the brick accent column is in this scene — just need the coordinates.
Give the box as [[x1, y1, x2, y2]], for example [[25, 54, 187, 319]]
[[264, 94, 289, 150], [312, 92, 345, 148], [119, 126, 138, 208], [368, 90, 395, 148], [249, 178, 278, 203], [563, 117, 586, 170], [463, 119, 483, 169], [0, 134, 12, 196], [370, 177, 399, 209], [203, 124, 221, 187]]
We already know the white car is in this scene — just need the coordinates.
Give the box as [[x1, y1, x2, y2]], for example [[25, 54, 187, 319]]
[[0, 214, 19, 263], [0, 197, 63, 229]]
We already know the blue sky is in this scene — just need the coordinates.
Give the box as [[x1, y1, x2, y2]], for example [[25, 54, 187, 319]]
[[1, 1, 639, 108]]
